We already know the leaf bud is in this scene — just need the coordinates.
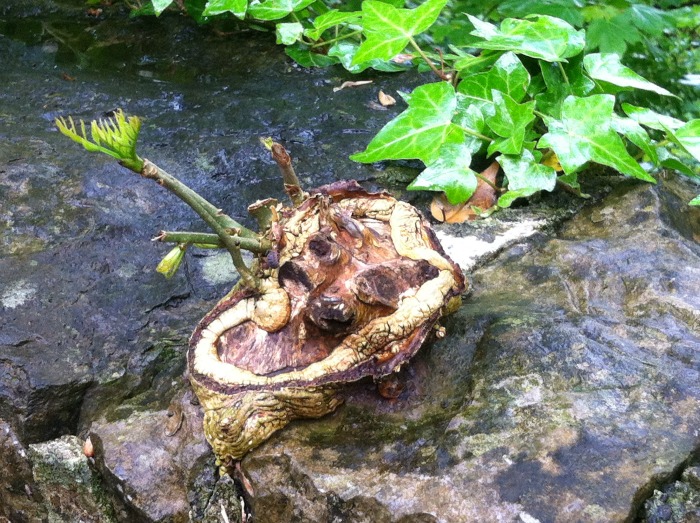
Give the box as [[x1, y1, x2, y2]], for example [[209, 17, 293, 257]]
[[156, 244, 187, 279]]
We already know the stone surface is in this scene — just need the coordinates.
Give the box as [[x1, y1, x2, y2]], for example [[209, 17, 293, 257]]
[[89, 387, 220, 522], [28, 435, 121, 522], [2, 2, 700, 521], [198, 475, 243, 523], [643, 463, 700, 523], [0, 419, 45, 523], [243, 178, 700, 522]]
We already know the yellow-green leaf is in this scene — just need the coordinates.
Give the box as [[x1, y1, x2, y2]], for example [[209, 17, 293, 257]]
[[152, 0, 173, 16], [485, 90, 535, 156], [622, 104, 685, 131], [497, 149, 557, 207], [304, 10, 361, 40], [248, 0, 315, 21], [663, 120, 700, 163]]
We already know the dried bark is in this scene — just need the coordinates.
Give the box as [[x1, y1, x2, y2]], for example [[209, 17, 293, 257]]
[[188, 182, 465, 465]]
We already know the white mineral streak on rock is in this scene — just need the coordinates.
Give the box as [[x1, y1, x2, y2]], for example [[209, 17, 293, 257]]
[[436, 218, 547, 272], [1, 280, 37, 309]]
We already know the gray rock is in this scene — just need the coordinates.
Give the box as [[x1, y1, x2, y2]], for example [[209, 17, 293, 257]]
[[2, 2, 699, 521], [644, 479, 700, 523], [243, 177, 700, 522], [28, 435, 119, 522], [198, 475, 243, 523], [685, 467, 700, 491], [89, 387, 225, 522], [0, 419, 46, 522]]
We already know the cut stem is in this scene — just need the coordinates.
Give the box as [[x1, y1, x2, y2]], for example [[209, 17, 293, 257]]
[[154, 231, 271, 253], [153, 231, 272, 254], [131, 159, 257, 239], [261, 139, 306, 206], [141, 160, 258, 288]]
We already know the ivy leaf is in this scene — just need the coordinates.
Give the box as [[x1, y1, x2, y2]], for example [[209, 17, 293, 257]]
[[285, 45, 339, 67], [544, 54, 595, 97], [152, 0, 174, 16], [690, 196, 700, 206], [276, 22, 304, 45], [611, 116, 658, 165], [183, 0, 209, 23], [454, 97, 488, 154], [467, 14, 585, 62], [351, 81, 463, 164], [304, 10, 361, 40], [622, 104, 685, 131], [453, 52, 499, 75], [248, 0, 316, 21], [586, 16, 641, 55], [496, 0, 584, 27], [456, 52, 530, 120], [497, 149, 556, 207], [538, 94, 655, 182], [484, 52, 530, 103], [486, 90, 535, 156], [627, 4, 673, 36], [535, 55, 594, 118], [657, 146, 696, 177], [352, 0, 448, 65], [328, 42, 407, 73], [663, 120, 700, 163], [408, 142, 478, 204], [203, 0, 247, 18], [457, 73, 494, 114], [583, 53, 676, 97]]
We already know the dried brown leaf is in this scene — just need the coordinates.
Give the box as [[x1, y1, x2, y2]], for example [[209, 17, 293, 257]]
[[378, 90, 396, 107], [333, 80, 373, 93], [430, 161, 500, 224], [392, 53, 414, 64], [469, 161, 499, 210]]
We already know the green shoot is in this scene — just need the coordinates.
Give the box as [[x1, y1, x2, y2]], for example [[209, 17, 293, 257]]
[[56, 109, 144, 172]]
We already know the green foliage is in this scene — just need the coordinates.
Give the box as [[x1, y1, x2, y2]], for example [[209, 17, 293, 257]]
[[351, 0, 447, 64], [56, 110, 143, 172], [466, 15, 585, 62], [537, 95, 654, 183], [583, 53, 676, 97], [203, 0, 247, 18], [350, 82, 463, 165], [136, 0, 699, 206], [344, 4, 697, 206]]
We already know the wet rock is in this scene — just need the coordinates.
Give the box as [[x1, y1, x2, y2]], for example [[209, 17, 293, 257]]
[[89, 387, 226, 522], [27, 435, 120, 522], [243, 177, 700, 522], [0, 0, 423, 449], [1, 2, 698, 522], [0, 419, 46, 522]]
